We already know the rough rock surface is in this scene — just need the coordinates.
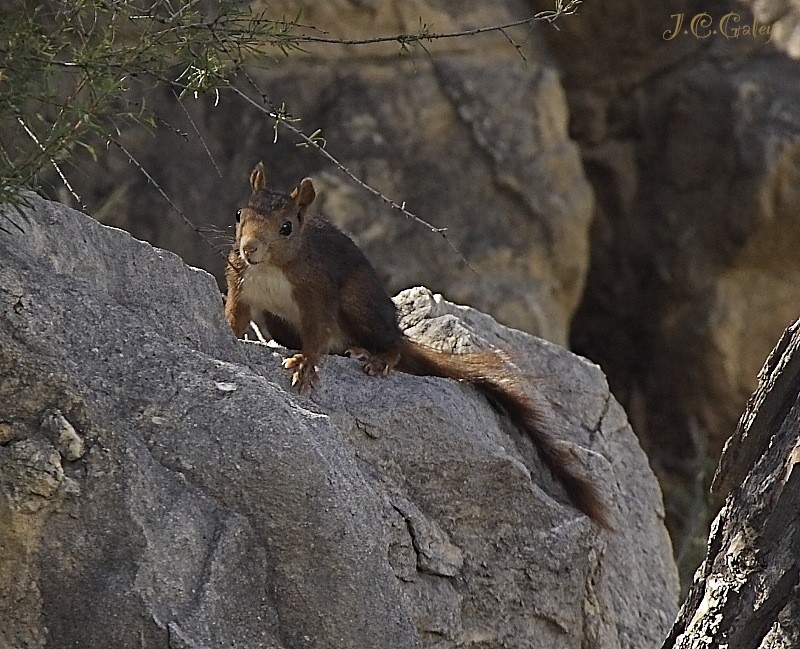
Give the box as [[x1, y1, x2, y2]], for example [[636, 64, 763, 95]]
[[0, 195, 677, 647], [60, 0, 593, 347], [662, 319, 800, 649]]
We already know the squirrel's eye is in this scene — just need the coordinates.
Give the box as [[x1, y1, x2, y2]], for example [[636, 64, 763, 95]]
[[235, 209, 242, 223], [279, 220, 293, 236]]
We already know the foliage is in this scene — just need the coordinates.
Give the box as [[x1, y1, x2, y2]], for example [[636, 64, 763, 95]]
[[0, 0, 302, 207]]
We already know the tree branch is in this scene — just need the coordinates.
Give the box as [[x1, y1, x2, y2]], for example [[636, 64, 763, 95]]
[[290, 4, 582, 47]]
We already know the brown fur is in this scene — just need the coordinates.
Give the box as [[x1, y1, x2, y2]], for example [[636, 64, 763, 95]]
[[225, 162, 612, 528]]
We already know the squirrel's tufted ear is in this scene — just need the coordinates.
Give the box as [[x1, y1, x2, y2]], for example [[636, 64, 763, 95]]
[[249, 162, 267, 192], [290, 177, 316, 211]]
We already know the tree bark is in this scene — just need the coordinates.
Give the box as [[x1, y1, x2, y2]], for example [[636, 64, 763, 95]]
[[662, 319, 800, 649]]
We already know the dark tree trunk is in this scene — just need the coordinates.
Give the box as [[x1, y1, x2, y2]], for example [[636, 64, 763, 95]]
[[662, 320, 800, 649]]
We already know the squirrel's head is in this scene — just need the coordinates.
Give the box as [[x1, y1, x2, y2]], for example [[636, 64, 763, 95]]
[[234, 162, 316, 267]]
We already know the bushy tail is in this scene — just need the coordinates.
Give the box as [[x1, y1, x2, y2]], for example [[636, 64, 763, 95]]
[[397, 337, 612, 529]]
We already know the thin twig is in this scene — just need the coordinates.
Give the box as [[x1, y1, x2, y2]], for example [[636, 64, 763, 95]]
[[17, 117, 87, 211], [118, 97, 190, 137], [228, 74, 477, 273], [499, 27, 527, 62], [291, 7, 580, 46], [110, 137, 225, 258], [172, 90, 223, 177]]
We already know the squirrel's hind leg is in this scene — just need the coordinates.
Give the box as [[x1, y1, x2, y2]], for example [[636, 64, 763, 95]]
[[346, 347, 401, 376]]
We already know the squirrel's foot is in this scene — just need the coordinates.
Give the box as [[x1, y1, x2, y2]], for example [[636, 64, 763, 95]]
[[346, 347, 400, 377], [283, 353, 320, 393]]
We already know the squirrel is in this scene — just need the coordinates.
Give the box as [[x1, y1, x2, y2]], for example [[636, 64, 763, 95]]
[[225, 162, 611, 529]]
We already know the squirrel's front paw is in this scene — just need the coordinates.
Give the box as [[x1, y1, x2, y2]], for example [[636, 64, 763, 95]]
[[283, 353, 320, 393]]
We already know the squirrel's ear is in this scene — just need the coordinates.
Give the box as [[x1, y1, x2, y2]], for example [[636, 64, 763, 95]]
[[249, 162, 267, 192], [290, 178, 316, 211]]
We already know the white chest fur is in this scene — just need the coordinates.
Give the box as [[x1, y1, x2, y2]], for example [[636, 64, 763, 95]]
[[239, 264, 302, 328]]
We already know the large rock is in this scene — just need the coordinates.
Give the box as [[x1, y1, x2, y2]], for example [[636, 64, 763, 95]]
[[0, 195, 677, 647]]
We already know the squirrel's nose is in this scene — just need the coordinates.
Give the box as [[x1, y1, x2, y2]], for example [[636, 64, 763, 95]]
[[240, 237, 259, 261]]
